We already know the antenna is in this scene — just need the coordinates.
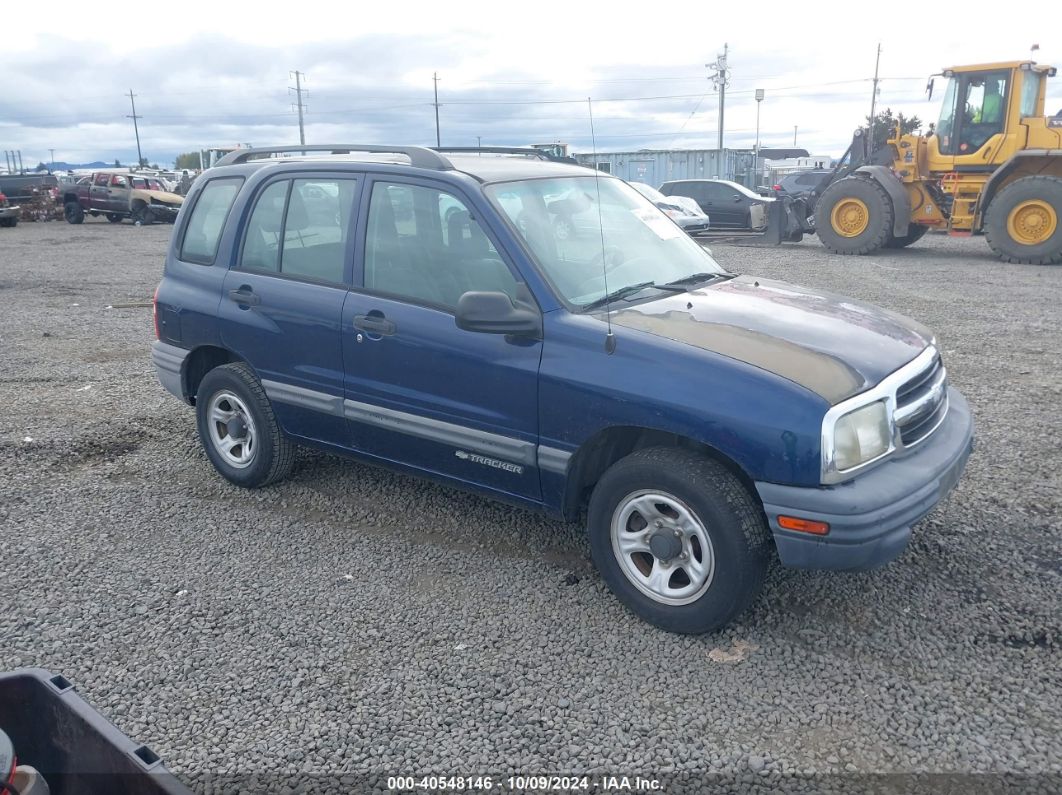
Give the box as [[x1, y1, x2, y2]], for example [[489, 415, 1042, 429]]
[[588, 97, 616, 355]]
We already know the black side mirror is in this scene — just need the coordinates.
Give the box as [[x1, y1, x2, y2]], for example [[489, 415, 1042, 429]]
[[455, 284, 541, 338]]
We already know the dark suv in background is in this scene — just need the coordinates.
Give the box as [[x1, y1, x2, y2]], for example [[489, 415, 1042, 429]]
[[152, 145, 973, 634], [658, 179, 772, 230]]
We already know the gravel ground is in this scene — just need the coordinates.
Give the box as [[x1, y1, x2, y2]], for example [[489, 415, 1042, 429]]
[[0, 219, 1059, 794]]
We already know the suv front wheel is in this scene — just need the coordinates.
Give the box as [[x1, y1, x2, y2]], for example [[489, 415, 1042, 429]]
[[195, 363, 295, 488], [587, 447, 769, 633]]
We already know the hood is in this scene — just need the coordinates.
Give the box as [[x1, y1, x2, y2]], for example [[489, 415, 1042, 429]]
[[137, 189, 184, 204], [608, 275, 933, 403]]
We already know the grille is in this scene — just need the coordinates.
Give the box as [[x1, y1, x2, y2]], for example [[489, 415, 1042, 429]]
[[895, 355, 948, 447]]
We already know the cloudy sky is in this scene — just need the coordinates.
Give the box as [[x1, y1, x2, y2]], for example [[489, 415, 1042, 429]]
[[3, 0, 1059, 168]]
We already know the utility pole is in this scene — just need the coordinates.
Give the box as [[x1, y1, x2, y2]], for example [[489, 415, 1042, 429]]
[[126, 90, 143, 167], [794, 126, 798, 146], [868, 43, 882, 156], [49, 149, 56, 172], [754, 89, 764, 186], [433, 72, 441, 147], [289, 71, 307, 145], [707, 44, 730, 151]]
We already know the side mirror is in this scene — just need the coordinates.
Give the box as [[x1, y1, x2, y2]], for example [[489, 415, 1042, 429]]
[[455, 286, 541, 337]]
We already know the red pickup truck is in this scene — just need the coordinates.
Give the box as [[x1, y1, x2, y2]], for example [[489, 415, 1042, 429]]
[[61, 170, 184, 225]]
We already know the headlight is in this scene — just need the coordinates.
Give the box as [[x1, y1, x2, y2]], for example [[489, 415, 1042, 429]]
[[832, 400, 891, 471]]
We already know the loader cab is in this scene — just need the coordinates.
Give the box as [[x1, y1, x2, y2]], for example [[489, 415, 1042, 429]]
[[935, 68, 1010, 158]]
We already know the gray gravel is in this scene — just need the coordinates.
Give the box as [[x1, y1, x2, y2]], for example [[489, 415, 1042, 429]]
[[0, 218, 1060, 793]]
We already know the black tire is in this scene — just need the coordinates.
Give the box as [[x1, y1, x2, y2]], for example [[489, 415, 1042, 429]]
[[64, 202, 84, 225], [133, 204, 154, 226], [195, 362, 295, 488], [107, 213, 123, 223], [884, 224, 929, 249], [0, 217, 16, 228], [815, 176, 894, 255], [984, 175, 1062, 265], [587, 447, 770, 634]]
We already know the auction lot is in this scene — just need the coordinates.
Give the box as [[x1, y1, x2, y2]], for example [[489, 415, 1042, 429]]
[[0, 219, 1059, 792]]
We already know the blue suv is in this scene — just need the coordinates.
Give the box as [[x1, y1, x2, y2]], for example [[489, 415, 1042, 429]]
[[152, 145, 974, 633]]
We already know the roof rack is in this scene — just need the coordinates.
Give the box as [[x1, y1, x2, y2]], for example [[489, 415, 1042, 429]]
[[214, 144, 454, 170], [431, 146, 553, 160]]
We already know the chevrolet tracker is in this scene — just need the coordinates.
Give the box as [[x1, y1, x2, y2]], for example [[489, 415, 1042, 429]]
[[152, 145, 974, 633]]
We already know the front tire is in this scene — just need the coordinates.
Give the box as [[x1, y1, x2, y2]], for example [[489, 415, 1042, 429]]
[[587, 447, 770, 634], [133, 204, 155, 226], [984, 175, 1062, 265], [64, 202, 84, 224], [195, 363, 295, 488], [816, 176, 893, 255]]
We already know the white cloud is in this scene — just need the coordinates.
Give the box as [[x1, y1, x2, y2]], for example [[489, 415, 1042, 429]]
[[2, 0, 1058, 166]]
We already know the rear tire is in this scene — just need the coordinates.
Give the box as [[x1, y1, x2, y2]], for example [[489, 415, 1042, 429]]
[[64, 202, 84, 225], [0, 217, 16, 228], [984, 175, 1062, 265], [885, 224, 929, 249], [816, 176, 893, 255], [587, 447, 770, 634], [195, 363, 295, 488]]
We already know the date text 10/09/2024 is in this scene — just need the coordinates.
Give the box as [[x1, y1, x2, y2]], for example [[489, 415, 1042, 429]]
[[386, 776, 663, 792]]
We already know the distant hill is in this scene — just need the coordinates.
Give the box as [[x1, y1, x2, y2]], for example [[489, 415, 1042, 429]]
[[30, 161, 111, 172]]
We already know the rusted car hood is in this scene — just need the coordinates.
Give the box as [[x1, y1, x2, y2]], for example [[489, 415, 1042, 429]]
[[136, 189, 184, 204], [608, 275, 933, 403]]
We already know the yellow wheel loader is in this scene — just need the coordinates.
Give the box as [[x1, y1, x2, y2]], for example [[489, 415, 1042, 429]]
[[814, 61, 1062, 264]]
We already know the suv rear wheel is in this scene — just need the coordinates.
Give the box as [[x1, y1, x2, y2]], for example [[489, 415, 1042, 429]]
[[195, 363, 295, 488], [587, 447, 769, 633]]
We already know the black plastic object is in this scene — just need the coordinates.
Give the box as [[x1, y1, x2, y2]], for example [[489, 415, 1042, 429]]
[[0, 669, 191, 795]]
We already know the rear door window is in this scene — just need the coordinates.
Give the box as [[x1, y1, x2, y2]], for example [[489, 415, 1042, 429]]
[[179, 177, 244, 265], [239, 177, 358, 284]]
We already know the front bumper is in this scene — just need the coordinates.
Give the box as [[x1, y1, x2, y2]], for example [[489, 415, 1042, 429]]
[[148, 204, 181, 220], [755, 387, 974, 571]]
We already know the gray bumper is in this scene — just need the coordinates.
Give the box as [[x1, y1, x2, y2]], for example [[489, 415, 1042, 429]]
[[755, 387, 974, 571], [151, 341, 190, 401]]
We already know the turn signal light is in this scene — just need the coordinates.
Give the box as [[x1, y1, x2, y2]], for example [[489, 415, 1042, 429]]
[[777, 515, 830, 535]]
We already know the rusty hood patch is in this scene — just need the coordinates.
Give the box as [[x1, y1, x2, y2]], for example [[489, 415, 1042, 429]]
[[608, 275, 933, 403]]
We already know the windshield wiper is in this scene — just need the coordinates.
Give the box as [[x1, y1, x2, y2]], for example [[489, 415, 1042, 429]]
[[663, 272, 730, 288], [580, 281, 685, 312]]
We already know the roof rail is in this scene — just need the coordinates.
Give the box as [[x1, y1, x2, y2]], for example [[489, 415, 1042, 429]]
[[431, 146, 552, 160], [214, 144, 454, 170]]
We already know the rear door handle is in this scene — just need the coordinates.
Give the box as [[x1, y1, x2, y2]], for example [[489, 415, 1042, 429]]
[[353, 314, 396, 335], [228, 288, 260, 306]]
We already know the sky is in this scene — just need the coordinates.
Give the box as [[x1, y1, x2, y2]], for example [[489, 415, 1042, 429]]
[[2, 0, 1060, 169]]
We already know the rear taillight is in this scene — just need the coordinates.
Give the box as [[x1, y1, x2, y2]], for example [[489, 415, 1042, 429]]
[[152, 285, 161, 340], [772, 185, 782, 191]]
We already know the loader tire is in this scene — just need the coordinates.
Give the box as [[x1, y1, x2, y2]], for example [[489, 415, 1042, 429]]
[[984, 175, 1062, 266], [816, 176, 893, 255], [885, 224, 929, 249]]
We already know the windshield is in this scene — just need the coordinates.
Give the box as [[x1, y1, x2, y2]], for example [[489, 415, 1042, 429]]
[[629, 182, 667, 203], [720, 180, 763, 200], [486, 176, 726, 308]]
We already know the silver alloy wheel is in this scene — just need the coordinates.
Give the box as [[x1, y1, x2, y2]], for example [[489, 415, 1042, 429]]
[[610, 489, 716, 606], [206, 390, 257, 469]]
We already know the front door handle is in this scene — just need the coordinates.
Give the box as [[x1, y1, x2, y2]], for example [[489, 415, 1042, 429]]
[[353, 314, 396, 336], [228, 287, 260, 306]]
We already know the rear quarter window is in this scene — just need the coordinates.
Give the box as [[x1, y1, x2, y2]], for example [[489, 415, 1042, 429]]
[[179, 177, 244, 265]]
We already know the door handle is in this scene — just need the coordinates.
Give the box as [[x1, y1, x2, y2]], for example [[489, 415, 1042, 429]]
[[228, 288, 260, 306], [353, 314, 396, 336]]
